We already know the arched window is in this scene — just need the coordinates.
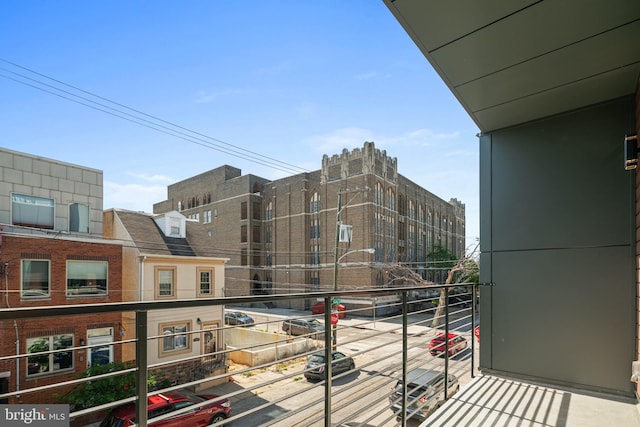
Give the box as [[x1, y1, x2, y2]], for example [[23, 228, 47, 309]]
[[374, 183, 384, 205], [387, 188, 395, 210], [310, 192, 320, 213]]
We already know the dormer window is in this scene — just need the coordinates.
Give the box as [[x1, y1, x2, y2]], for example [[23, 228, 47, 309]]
[[153, 211, 187, 238], [170, 218, 181, 236]]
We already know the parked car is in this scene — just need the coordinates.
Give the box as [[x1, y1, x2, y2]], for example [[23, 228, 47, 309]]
[[428, 332, 467, 357], [389, 369, 459, 421], [282, 318, 325, 339], [448, 295, 471, 308], [474, 325, 480, 342], [99, 390, 231, 427], [224, 311, 255, 326], [304, 351, 355, 381], [311, 301, 346, 319]]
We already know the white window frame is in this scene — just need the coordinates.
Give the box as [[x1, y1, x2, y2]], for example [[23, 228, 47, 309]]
[[87, 327, 114, 367], [155, 266, 176, 299], [197, 267, 214, 296], [27, 334, 74, 376], [160, 322, 191, 356]]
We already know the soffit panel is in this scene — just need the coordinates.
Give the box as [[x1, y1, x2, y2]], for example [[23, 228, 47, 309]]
[[430, 1, 640, 86], [384, 0, 640, 132], [387, 0, 537, 51], [457, 21, 640, 112], [473, 65, 640, 131]]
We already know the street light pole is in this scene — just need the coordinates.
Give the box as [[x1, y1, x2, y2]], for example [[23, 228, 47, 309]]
[[330, 186, 371, 350]]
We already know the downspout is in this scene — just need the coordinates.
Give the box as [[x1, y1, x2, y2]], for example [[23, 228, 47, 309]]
[[3, 262, 19, 396], [140, 256, 146, 300]]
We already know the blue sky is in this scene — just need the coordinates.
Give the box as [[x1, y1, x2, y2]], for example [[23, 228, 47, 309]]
[[1, 1, 480, 247]]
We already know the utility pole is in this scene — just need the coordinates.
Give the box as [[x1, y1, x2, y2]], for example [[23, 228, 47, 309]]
[[331, 186, 373, 350]]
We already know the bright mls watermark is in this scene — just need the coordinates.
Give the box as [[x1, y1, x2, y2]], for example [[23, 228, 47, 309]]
[[2, 405, 69, 426]]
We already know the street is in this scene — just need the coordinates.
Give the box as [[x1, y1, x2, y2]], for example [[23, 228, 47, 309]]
[[212, 306, 479, 426]]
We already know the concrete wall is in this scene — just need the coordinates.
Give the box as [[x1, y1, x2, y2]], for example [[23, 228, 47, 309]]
[[225, 328, 320, 366], [480, 96, 636, 396]]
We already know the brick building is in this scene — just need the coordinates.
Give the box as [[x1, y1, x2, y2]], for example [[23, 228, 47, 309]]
[[153, 142, 465, 310], [0, 148, 124, 405]]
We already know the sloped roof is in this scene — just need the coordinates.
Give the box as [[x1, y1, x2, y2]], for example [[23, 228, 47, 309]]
[[384, 0, 640, 132], [114, 210, 214, 257]]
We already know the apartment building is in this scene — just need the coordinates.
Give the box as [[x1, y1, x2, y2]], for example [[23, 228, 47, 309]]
[[0, 148, 123, 404], [153, 141, 465, 310]]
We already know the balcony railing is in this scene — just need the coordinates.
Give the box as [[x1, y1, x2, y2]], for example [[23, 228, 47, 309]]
[[0, 284, 481, 426]]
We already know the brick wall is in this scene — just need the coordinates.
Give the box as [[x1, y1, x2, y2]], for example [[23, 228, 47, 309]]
[[0, 234, 124, 404]]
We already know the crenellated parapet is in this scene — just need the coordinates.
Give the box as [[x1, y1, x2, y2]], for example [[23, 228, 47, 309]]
[[320, 141, 398, 183]]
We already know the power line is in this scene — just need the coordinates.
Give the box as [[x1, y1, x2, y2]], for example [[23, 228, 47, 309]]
[[0, 58, 310, 176]]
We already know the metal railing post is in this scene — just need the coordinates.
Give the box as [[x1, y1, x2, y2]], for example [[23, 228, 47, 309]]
[[444, 287, 450, 400], [471, 283, 477, 379], [401, 290, 408, 427], [135, 310, 148, 427], [324, 296, 332, 427]]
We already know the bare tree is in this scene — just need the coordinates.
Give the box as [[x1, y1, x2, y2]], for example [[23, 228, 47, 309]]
[[384, 242, 479, 327]]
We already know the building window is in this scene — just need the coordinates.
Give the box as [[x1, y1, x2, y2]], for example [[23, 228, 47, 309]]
[[69, 203, 89, 233], [310, 192, 320, 213], [310, 218, 320, 239], [160, 322, 190, 355], [12, 193, 54, 229], [67, 260, 107, 296], [21, 259, 50, 298], [241, 225, 247, 243], [87, 327, 113, 367], [170, 218, 181, 236], [310, 244, 320, 265], [253, 201, 261, 220], [155, 267, 176, 298], [198, 268, 214, 296], [309, 271, 320, 290], [266, 202, 273, 221], [252, 225, 261, 243], [241, 249, 247, 266], [374, 183, 384, 206], [241, 202, 247, 220], [27, 334, 73, 376]]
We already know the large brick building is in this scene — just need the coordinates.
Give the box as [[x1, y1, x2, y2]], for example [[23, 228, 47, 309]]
[[153, 142, 465, 310]]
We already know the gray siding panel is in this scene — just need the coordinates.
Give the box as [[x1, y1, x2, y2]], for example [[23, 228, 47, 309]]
[[481, 96, 636, 395]]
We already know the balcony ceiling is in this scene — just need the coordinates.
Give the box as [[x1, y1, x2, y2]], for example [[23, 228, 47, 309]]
[[383, 0, 640, 132]]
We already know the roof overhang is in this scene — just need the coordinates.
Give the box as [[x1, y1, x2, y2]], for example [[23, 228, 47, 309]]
[[383, 0, 640, 132]]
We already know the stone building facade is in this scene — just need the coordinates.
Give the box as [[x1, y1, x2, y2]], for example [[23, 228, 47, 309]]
[[153, 142, 465, 310]]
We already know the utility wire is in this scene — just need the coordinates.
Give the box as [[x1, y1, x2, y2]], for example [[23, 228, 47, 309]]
[[0, 59, 309, 176]]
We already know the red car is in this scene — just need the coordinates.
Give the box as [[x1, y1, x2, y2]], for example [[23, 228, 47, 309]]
[[311, 302, 346, 319], [99, 390, 231, 426], [474, 325, 480, 342], [429, 332, 468, 357]]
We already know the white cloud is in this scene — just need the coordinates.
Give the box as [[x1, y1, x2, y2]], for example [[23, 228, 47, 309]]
[[305, 128, 376, 153], [354, 71, 389, 81], [194, 88, 245, 104], [125, 172, 174, 183], [103, 181, 167, 213]]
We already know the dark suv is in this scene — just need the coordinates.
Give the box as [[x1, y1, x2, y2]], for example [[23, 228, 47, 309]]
[[281, 318, 325, 339], [389, 369, 458, 421]]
